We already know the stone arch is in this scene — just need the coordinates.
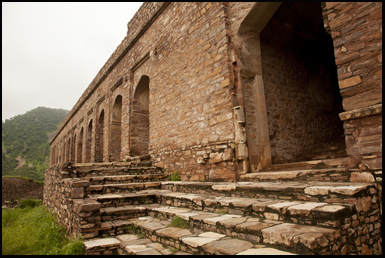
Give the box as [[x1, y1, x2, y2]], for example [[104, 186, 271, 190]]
[[110, 95, 122, 161], [85, 119, 93, 163], [95, 110, 104, 163], [67, 137, 71, 162], [130, 75, 149, 156], [238, 2, 346, 170], [72, 133, 76, 162], [51, 146, 55, 166], [77, 127, 84, 163]]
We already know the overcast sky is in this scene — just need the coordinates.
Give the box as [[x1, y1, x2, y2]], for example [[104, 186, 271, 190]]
[[2, 2, 143, 122]]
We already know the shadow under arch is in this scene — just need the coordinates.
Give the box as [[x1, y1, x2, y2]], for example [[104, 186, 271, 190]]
[[95, 109, 104, 163], [130, 75, 149, 156], [110, 95, 122, 161]]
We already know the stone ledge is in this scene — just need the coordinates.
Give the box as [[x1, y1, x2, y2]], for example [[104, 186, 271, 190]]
[[339, 103, 382, 121]]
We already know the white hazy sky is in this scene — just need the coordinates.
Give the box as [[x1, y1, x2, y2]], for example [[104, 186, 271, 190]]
[[2, 2, 143, 121]]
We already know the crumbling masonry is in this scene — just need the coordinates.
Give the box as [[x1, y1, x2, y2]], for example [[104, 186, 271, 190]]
[[44, 2, 382, 255]]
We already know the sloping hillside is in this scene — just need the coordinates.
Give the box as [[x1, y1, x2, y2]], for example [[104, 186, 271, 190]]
[[2, 107, 69, 181], [2, 176, 44, 205]]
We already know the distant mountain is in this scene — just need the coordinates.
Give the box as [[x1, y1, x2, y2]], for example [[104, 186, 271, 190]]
[[2, 107, 69, 181]]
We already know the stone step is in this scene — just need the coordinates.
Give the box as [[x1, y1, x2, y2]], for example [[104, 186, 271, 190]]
[[91, 182, 373, 227], [90, 189, 170, 208], [88, 182, 162, 194], [84, 219, 297, 255], [75, 166, 163, 177], [262, 157, 348, 172], [136, 212, 339, 254], [161, 180, 376, 205], [240, 167, 349, 182], [155, 194, 351, 228], [83, 173, 169, 185]]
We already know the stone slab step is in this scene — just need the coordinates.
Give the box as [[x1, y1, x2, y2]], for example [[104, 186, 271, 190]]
[[84, 223, 297, 255], [240, 167, 349, 182], [134, 217, 297, 255], [136, 215, 338, 254], [90, 189, 171, 208], [262, 157, 348, 172], [146, 199, 348, 229], [161, 180, 375, 204], [88, 182, 162, 194], [100, 206, 148, 222], [83, 173, 169, 185], [75, 166, 162, 177]]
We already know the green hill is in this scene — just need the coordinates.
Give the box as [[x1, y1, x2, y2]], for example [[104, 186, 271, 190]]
[[2, 107, 69, 181]]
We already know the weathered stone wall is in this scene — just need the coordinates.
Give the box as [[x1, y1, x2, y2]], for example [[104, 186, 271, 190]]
[[322, 2, 382, 177], [48, 2, 381, 179], [260, 3, 344, 163], [43, 165, 101, 239], [49, 2, 238, 181]]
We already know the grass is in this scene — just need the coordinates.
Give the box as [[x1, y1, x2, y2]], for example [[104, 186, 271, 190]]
[[2, 199, 84, 255], [126, 223, 139, 234], [141, 196, 149, 204], [216, 209, 228, 215], [167, 216, 190, 229], [169, 171, 181, 181]]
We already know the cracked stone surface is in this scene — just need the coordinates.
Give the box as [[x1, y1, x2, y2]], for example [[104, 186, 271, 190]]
[[202, 239, 253, 255]]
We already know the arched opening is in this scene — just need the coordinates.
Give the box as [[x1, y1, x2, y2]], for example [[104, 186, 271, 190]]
[[260, 2, 346, 164], [95, 110, 104, 162], [85, 120, 93, 163], [110, 95, 122, 161], [51, 147, 55, 165], [67, 138, 71, 162], [130, 75, 149, 156], [77, 128, 84, 163], [72, 134, 76, 162]]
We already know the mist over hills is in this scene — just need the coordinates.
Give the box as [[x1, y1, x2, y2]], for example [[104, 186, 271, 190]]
[[2, 107, 69, 181]]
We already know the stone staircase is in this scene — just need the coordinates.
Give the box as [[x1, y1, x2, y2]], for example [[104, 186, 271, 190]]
[[80, 157, 381, 255]]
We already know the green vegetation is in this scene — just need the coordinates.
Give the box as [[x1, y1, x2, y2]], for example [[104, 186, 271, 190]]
[[2, 199, 83, 255], [169, 171, 181, 181], [167, 216, 190, 229], [2, 107, 69, 181], [126, 223, 139, 234], [216, 209, 228, 215]]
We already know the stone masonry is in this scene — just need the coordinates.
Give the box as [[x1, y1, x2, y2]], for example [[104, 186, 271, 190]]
[[44, 2, 381, 255]]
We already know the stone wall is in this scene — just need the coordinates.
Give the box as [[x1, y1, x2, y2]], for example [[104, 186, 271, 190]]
[[48, 2, 381, 180], [43, 164, 101, 239], [260, 2, 344, 163], [322, 2, 382, 177], [49, 2, 239, 181]]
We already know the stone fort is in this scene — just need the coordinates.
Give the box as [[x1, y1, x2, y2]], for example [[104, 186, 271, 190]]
[[44, 2, 382, 255]]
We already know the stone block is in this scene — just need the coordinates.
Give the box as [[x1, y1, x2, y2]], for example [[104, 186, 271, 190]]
[[71, 187, 84, 199], [339, 76, 361, 89], [350, 172, 375, 182]]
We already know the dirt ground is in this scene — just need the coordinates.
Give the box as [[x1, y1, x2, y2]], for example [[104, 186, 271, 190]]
[[2, 177, 44, 205]]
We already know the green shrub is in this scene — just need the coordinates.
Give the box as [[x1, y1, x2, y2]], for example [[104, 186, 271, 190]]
[[18, 198, 42, 209], [2, 200, 83, 255], [167, 216, 190, 229], [169, 171, 181, 181]]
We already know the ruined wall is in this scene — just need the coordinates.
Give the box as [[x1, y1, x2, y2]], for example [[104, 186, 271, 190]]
[[49, 2, 381, 179], [322, 2, 382, 176], [49, 2, 238, 181]]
